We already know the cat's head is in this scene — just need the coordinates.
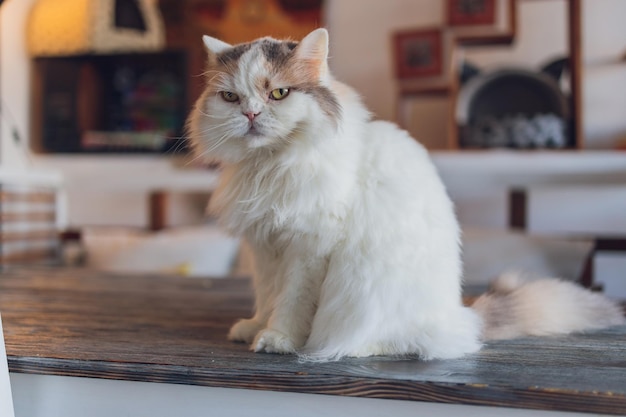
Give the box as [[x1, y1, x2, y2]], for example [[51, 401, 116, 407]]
[[188, 29, 342, 163]]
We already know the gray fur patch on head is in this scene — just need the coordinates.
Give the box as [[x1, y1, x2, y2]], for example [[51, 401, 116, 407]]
[[260, 39, 298, 67], [217, 43, 253, 66]]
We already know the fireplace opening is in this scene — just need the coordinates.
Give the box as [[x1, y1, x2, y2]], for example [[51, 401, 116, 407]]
[[456, 67, 570, 149]]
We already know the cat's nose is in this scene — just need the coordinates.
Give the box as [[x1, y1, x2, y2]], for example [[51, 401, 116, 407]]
[[244, 111, 260, 121]]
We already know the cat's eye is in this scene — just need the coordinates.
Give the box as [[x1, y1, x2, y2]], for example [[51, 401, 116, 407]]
[[270, 88, 290, 101], [221, 91, 239, 102]]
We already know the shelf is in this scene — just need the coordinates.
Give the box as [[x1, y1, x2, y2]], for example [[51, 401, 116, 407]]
[[31, 51, 189, 154]]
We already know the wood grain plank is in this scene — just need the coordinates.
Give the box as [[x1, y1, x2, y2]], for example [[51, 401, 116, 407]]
[[0, 191, 56, 204], [0, 230, 59, 242], [0, 212, 56, 222], [0, 267, 625, 415], [0, 249, 58, 263]]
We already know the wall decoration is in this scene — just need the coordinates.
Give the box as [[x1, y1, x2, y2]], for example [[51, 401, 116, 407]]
[[448, 0, 496, 26], [392, 28, 455, 94], [34, 51, 187, 154], [394, 29, 443, 79], [447, 0, 516, 45], [28, 0, 165, 56]]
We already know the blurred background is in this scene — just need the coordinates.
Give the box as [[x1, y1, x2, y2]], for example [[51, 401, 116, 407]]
[[0, 0, 625, 297]]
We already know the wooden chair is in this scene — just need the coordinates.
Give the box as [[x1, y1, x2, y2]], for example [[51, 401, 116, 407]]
[[0, 185, 61, 269]]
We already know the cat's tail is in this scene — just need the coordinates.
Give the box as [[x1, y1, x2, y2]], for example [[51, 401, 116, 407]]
[[471, 271, 625, 341]]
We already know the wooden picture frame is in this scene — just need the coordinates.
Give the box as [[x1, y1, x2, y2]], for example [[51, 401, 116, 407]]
[[393, 28, 455, 94], [394, 29, 443, 79], [448, 0, 496, 26], [447, 0, 516, 45]]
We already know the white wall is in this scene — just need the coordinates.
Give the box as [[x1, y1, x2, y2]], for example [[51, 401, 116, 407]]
[[0, 0, 34, 168], [461, 1, 567, 69], [325, 0, 443, 123]]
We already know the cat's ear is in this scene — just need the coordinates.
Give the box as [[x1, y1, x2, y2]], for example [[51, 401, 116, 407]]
[[296, 28, 329, 61], [296, 28, 330, 80], [202, 35, 232, 55]]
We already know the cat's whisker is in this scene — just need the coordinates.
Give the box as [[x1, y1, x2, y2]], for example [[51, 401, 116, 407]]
[[197, 111, 231, 121], [208, 71, 233, 87], [195, 130, 237, 159], [202, 113, 230, 120], [183, 147, 213, 167], [201, 71, 232, 88], [168, 136, 193, 154], [182, 132, 231, 165], [192, 120, 240, 137], [198, 123, 233, 133], [198, 69, 230, 78]]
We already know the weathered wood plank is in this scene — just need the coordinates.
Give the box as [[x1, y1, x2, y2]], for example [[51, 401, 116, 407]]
[[0, 230, 59, 242], [0, 191, 56, 203], [0, 267, 625, 415]]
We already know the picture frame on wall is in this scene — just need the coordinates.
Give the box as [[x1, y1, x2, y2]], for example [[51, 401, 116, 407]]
[[394, 29, 443, 79], [446, 0, 517, 45], [393, 28, 455, 93], [447, 0, 497, 26]]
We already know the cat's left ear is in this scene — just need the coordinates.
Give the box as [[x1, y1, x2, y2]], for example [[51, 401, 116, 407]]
[[296, 28, 330, 81], [202, 35, 232, 55]]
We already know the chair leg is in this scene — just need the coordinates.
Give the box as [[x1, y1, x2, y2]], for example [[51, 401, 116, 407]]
[[580, 238, 626, 291], [149, 191, 168, 231], [509, 188, 527, 231], [579, 246, 597, 290]]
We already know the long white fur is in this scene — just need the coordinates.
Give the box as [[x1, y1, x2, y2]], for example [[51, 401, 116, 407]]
[[473, 271, 625, 340], [188, 29, 624, 361]]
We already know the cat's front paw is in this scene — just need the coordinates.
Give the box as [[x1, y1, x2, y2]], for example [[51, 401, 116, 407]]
[[228, 318, 263, 344], [253, 328, 297, 354]]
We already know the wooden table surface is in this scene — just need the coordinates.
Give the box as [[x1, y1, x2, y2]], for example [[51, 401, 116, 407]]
[[1, 267, 625, 415]]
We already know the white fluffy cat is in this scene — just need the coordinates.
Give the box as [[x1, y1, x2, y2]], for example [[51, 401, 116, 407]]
[[188, 29, 624, 361]]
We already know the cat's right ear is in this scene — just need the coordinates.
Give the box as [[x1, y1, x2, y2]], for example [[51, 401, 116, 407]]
[[202, 35, 232, 55], [296, 28, 329, 62], [296, 28, 330, 81]]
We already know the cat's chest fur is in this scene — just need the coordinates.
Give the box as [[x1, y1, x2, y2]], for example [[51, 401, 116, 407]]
[[210, 143, 360, 253]]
